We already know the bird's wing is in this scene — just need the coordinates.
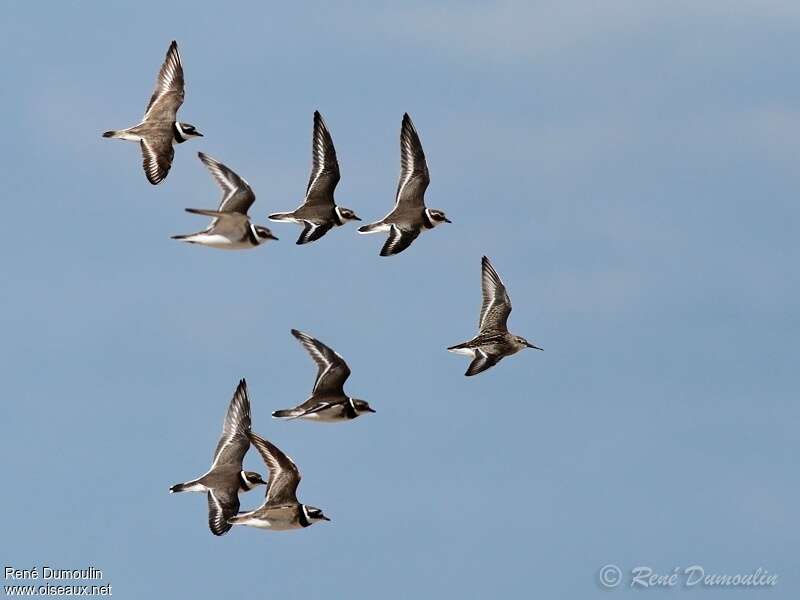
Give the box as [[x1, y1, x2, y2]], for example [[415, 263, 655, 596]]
[[284, 400, 336, 420], [303, 111, 340, 207], [143, 40, 185, 122], [478, 256, 512, 332], [207, 488, 239, 536], [210, 379, 251, 468], [291, 329, 350, 395], [197, 152, 256, 215], [184, 209, 250, 237], [140, 137, 175, 185], [296, 221, 332, 245], [465, 349, 500, 377], [249, 432, 301, 506], [380, 224, 420, 257], [392, 113, 430, 211]]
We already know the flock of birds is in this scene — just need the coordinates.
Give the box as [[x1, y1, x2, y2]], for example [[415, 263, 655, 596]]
[[103, 41, 543, 535]]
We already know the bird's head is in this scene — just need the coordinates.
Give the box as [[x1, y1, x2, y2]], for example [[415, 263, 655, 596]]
[[174, 122, 203, 143], [425, 208, 452, 227], [335, 206, 362, 224], [303, 505, 331, 524], [514, 335, 543, 352], [240, 471, 267, 491], [254, 225, 278, 242], [353, 399, 376, 415]]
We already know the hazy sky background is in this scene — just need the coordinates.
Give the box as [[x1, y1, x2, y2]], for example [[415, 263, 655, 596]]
[[1, 1, 798, 598]]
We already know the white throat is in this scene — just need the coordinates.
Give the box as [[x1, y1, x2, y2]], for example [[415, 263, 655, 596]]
[[424, 208, 442, 228], [250, 224, 265, 245], [334, 206, 346, 226], [240, 471, 255, 490], [174, 121, 187, 143]]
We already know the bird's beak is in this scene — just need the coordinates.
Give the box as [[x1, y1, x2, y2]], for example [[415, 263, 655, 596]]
[[195, 131, 204, 137], [444, 217, 452, 223], [366, 407, 376, 413], [268, 232, 279, 240], [321, 515, 331, 521], [353, 215, 362, 221], [527, 342, 543, 351]]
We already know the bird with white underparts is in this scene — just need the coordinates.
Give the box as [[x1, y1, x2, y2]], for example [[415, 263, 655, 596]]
[[358, 113, 451, 256], [171, 152, 278, 249], [102, 41, 202, 185], [448, 256, 543, 376]]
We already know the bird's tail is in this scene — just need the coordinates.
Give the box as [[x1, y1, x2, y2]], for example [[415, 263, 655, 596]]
[[227, 513, 248, 525], [268, 212, 295, 222], [357, 221, 384, 234], [272, 408, 302, 419], [169, 478, 205, 493]]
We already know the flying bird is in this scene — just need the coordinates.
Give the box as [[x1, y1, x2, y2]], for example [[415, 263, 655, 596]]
[[102, 41, 202, 184], [228, 432, 330, 531], [272, 329, 375, 422], [358, 113, 451, 256], [169, 379, 267, 536], [269, 111, 361, 244], [448, 256, 543, 376], [171, 152, 278, 249]]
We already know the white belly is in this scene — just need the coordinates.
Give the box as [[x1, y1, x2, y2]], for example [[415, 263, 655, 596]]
[[302, 405, 347, 422], [358, 223, 391, 234], [182, 234, 252, 249], [448, 347, 476, 357]]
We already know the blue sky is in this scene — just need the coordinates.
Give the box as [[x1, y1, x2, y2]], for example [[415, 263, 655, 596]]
[[1, 1, 798, 598]]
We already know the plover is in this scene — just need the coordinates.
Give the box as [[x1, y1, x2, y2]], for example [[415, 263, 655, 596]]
[[171, 152, 278, 249], [169, 379, 267, 536], [269, 111, 361, 244], [227, 432, 330, 531], [272, 329, 374, 421], [358, 113, 450, 256], [102, 41, 202, 184], [448, 256, 543, 376]]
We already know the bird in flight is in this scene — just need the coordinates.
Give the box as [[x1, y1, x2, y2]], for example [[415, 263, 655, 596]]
[[359, 113, 450, 256], [228, 432, 330, 531], [272, 329, 375, 422], [448, 256, 543, 376], [102, 41, 202, 184], [169, 379, 267, 536], [171, 152, 278, 249], [269, 111, 361, 244]]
